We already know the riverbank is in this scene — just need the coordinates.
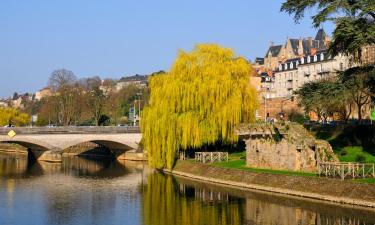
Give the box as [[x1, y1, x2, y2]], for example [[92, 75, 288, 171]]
[[165, 160, 375, 208]]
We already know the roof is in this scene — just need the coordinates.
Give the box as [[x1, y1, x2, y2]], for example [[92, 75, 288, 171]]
[[255, 57, 264, 65], [265, 45, 282, 57], [118, 74, 148, 82], [289, 39, 300, 55], [315, 29, 327, 41]]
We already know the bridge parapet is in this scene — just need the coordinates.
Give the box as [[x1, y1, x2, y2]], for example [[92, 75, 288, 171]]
[[0, 126, 140, 135]]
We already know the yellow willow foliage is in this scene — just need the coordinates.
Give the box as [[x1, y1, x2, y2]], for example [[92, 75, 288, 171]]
[[141, 44, 258, 169], [0, 107, 30, 126], [142, 172, 244, 225]]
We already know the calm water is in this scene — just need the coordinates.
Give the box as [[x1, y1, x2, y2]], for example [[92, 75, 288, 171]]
[[0, 152, 374, 225]]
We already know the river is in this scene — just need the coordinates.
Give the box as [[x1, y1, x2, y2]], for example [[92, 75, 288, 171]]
[[0, 152, 374, 225]]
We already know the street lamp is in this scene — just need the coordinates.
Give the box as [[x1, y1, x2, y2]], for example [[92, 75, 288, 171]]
[[134, 92, 142, 126], [263, 87, 269, 123]]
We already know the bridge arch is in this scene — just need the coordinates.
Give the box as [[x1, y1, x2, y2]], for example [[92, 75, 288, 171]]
[[0, 137, 56, 152]]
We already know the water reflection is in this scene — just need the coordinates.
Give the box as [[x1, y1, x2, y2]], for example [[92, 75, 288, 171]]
[[165, 176, 375, 225], [142, 172, 246, 225], [0, 152, 374, 225]]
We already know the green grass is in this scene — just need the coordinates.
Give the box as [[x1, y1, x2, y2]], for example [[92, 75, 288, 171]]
[[353, 178, 375, 184], [211, 152, 317, 177], [337, 146, 375, 163]]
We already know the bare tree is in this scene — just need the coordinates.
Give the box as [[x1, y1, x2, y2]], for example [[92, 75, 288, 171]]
[[78, 76, 102, 91], [48, 69, 77, 92]]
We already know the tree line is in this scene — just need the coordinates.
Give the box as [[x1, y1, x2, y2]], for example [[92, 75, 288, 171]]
[[5, 69, 149, 127]]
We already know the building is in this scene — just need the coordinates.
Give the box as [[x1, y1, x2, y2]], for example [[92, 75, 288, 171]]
[[362, 45, 375, 65], [0, 99, 8, 108], [35, 87, 52, 101], [115, 74, 148, 92], [273, 51, 349, 98], [261, 29, 331, 71]]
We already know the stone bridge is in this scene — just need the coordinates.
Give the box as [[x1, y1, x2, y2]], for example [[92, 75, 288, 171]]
[[0, 127, 143, 162]]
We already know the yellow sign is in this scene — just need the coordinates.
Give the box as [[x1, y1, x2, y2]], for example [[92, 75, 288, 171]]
[[7, 130, 16, 138]]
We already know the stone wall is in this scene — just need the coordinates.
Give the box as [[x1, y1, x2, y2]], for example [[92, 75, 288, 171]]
[[237, 123, 337, 172]]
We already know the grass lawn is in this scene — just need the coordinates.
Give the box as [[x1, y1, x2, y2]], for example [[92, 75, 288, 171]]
[[354, 178, 375, 184], [212, 152, 317, 177], [207, 151, 375, 184], [337, 146, 375, 163]]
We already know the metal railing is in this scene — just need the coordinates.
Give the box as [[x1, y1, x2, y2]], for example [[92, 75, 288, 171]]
[[318, 162, 375, 180], [195, 152, 228, 163]]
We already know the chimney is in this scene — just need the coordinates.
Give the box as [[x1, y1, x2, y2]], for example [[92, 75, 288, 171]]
[[298, 38, 304, 56], [308, 37, 313, 46]]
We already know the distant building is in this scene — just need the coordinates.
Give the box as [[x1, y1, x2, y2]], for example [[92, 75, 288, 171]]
[[0, 99, 8, 108], [35, 87, 52, 101], [362, 45, 375, 65], [261, 29, 331, 71], [115, 74, 148, 91], [273, 51, 349, 98]]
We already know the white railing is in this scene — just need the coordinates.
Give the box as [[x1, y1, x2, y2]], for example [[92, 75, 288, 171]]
[[318, 162, 375, 180], [195, 152, 229, 163]]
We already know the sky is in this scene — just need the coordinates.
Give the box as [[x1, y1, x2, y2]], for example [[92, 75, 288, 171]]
[[0, 0, 334, 98]]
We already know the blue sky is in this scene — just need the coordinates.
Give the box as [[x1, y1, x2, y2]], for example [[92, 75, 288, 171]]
[[0, 0, 334, 97]]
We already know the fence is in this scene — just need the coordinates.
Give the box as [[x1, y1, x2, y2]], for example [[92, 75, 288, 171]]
[[195, 152, 228, 163], [318, 162, 375, 180]]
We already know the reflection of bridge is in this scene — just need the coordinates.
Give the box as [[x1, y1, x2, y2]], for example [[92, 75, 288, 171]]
[[0, 127, 142, 162]]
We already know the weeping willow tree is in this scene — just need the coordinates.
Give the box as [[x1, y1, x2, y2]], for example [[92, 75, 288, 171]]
[[141, 44, 258, 169], [142, 172, 244, 225]]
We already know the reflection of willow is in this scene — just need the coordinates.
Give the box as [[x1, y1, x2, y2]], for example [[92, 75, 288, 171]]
[[61, 156, 130, 178], [142, 172, 244, 225]]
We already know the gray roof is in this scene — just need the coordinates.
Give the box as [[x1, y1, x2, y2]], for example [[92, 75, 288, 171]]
[[119, 74, 148, 82], [315, 29, 327, 41], [265, 45, 282, 57], [255, 57, 264, 65], [289, 39, 300, 55]]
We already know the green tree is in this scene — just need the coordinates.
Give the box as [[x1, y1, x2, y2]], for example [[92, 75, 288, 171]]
[[340, 66, 374, 120], [281, 0, 375, 63], [141, 44, 258, 169], [295, 80, 351, 122]]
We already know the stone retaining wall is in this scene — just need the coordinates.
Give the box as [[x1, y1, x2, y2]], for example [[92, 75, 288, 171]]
[[167, 160, 375, 208]]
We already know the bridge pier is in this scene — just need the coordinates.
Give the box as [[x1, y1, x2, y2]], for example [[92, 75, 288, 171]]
[[29, 149, 62, 163], [115, 149, 146, 161]]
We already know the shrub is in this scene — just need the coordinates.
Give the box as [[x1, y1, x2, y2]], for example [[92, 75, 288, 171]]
[[340, 149, 348, 156], [355, 154, 366, 163]]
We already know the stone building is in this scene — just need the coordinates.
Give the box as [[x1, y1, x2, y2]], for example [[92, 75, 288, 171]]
[[261, 29, 331, 71], [35, 87, 52, 101], [115, 74, 148, 92], [273, 51, 349, 98], [236, 123, 337, 172], [362, 45, 375, 65]]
